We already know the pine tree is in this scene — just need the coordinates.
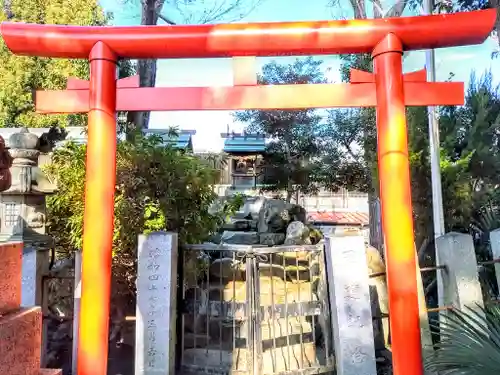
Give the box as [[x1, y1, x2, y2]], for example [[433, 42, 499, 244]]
[[0, 0, 107, 128]]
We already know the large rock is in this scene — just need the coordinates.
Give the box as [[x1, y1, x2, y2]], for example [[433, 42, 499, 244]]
[[273, 246, 322, 264], [203, 274, 318, 306], [261, 342, 317, 373], [240, 318, 317, 372], [239, 317, 312, 340], [365, 245, 390, 352], [209, 258, 245, 280], [286, 204, 307, 223], [284, 221, 311, 245], [259, 233, 286, 246], [258, 199, 290, 233], [222, 218, 257, 231], [182, 348, 247, 372], [180, 241, 328, 375], [243, 196, 267, 220], [220, 231, 259, 245], [257, 199, 307, 234], [182, 343, 316, 374]]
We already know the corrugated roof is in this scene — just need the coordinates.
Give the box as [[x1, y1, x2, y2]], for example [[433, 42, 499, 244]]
[[222, 133, 266, 153], [307, 211, 369, 225], [144, 129, 196, 150]]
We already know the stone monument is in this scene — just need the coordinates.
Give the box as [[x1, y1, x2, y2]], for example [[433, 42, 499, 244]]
[[0, 128, 57, 307], [135, 232, 178, 375], [0, 128, 57, 366], [0, 241, 61, 375], [436, 232, 484, 315], [324, 234, 377, 375]]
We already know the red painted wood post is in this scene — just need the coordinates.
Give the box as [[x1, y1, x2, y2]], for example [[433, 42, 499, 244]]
[[373, 33, 423, 375], [76, 41, 117, 375]]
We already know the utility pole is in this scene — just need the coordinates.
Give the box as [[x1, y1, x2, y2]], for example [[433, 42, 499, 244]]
[[424, 0, 445, 308]]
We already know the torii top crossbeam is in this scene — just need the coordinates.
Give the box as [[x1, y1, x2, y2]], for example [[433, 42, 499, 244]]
[[1, 8, 496, 375], [0, 10, 495, 58]]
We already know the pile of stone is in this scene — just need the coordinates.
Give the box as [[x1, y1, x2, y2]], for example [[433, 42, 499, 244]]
[[181, 197, 330, 374], [214, 196, 322, 247]]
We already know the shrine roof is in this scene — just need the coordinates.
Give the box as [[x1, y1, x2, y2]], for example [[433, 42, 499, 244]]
[[144, 129, 196, 151], [221, 132, 266, 154], [0, 127, 197, 151]]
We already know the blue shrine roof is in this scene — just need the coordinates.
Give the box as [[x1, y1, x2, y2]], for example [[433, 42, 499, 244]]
[[144, 129, 196, 151], [221, 132, 266, 154]]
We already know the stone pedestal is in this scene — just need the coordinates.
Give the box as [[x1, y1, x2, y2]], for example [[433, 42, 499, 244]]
[[0, 242, 61, 375]]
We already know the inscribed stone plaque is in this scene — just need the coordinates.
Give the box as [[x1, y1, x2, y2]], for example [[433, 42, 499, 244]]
[[0, 307, 42, 375], [489, 229, 500, 297], [324, 235, 377, 375], [21, 246, 37, 307], [0, 242, 22, 314], [135, 232, 178, 375], [436, 233, 484, 310]]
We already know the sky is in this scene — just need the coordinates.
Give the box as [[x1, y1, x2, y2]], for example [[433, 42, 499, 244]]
[[101, 0, 500, 152]]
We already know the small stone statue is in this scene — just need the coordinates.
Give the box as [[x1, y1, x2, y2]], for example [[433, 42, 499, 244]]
[[0, 135, 12, 192]]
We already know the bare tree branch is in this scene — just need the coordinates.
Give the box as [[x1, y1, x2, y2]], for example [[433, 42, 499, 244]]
[[129, 0, 263, 132], [162, 0, 263, 25], [157, 12, 176, 24], [327, 0, 411, 20]]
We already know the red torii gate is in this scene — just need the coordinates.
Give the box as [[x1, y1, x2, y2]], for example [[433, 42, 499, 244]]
[[0, 9, 496, 375]]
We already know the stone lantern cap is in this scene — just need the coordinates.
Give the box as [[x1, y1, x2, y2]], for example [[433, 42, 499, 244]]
[[1, 128, 56, 194], [9, 127, 39, 149], [8, 127, 40, 166]]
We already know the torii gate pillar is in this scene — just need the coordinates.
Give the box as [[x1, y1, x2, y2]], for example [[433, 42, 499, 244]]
[[77, 42, 117, 375], [372, 33, 422, 375]]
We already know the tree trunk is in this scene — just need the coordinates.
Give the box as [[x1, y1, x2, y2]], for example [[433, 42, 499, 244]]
[[490, 0, 500, 50], [3, 0, 13, 19], [131, 59, 157, 133], [131, 0, 165, 136], [286, 181, 293, 204]]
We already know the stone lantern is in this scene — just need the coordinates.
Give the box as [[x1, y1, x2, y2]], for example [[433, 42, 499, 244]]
[[0, 135, 12, 192], [0, 128, 57, 307]]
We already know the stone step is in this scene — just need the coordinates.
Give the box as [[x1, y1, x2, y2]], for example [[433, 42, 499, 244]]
[[0, 242, 22, 315], [207, 279, 319, 304], [220, 231, 259, 245], [222, 218, 257, 231], [0, 307, 42, 375], [182, 343, 318, 373]]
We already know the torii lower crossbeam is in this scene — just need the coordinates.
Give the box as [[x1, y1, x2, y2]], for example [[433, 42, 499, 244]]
[[35, 80, 463, 112]]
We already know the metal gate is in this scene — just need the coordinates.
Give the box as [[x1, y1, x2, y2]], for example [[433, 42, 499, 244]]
[[177, 243, 336, 375]]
